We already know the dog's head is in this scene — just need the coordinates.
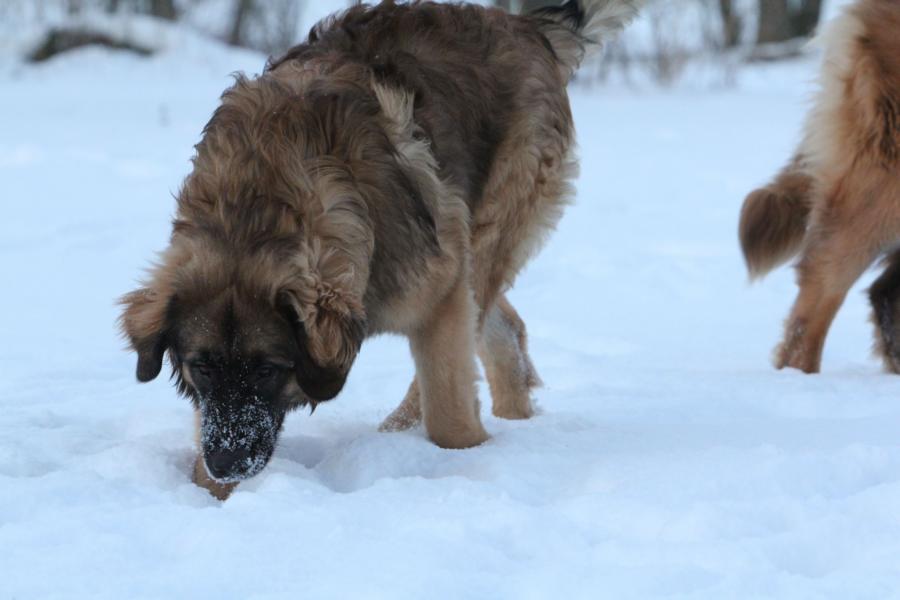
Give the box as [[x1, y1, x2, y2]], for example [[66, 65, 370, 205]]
[[120, 243, 367, 482], [118, 73, 398, 483]]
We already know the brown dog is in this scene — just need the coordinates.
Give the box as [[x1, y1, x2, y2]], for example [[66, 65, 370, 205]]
[[739, 0, 900, 374], [119, 0, 643, 498]]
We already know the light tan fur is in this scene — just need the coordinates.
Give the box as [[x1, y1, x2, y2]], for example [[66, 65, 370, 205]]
[[479, 295, 541, 419]]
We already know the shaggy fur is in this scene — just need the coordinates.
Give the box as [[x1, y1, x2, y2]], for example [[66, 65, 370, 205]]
[[120, 0, 643, 498], [738, 0, 900, 374]]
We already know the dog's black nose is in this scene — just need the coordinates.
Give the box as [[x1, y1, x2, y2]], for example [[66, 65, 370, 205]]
[[205, 448, 251, 480]]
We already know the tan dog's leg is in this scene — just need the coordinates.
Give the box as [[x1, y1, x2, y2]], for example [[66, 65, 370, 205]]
[[381, 295, 540, 428], [191, 410, 237, 500], [777, 200, 883, 373], [409, 276, 488, 449], [478, 295, 540, 419]]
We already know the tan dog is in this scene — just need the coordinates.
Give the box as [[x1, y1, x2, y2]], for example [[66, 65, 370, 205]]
[[739, 0, 900, 374], [120, 0, 643, 499]]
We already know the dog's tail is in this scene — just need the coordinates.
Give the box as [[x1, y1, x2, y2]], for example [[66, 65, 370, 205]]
[[531, 0, 645, 76], [739, 157, 814, 279]]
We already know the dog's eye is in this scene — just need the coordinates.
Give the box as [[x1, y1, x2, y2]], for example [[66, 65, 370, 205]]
[[254, 364, 277, 381], [191, 362, 212, 380]]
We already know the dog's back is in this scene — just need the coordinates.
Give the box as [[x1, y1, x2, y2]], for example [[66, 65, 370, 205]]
[[267, 3, 548, 209], [807, 0, 900, 182], [267, 1, 640, 210]]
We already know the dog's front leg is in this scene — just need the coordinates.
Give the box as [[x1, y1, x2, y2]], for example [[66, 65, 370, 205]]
[[409, 277, 488, 449]]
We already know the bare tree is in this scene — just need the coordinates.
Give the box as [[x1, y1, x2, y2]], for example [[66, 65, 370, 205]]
[[757, 0, 823, 44], [268, 0, 303, 54], [102, 0, 174, 19], [149, 0, 176, 20], [493, 0, 555, 14], [229, 0, 256, 47], [717, 0, 742, 48], [791, 0, 823, 38], [757, 0, 790, 43], [228, 0, 305, 54], [520, 0, 554, 12]]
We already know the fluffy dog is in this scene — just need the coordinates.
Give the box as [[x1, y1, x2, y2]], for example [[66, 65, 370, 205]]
[[120, 0, 643, 499], [739, 0, 900, 374]]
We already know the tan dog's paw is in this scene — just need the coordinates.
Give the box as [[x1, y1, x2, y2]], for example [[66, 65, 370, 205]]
[[429, 424, 489, 450], [379, 382, 423, 432], [492, 398, 534, 420], [378, 403, 422, 432]]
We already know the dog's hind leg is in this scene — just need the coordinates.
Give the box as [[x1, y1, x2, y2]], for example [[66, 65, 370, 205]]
[[378, 378, 422, 432], [870, 251, 900, 373], [380, 293, 540, 428], [776, 191, 885, 373], [478, 295, 540, 420], [381, 295, 541, 427]]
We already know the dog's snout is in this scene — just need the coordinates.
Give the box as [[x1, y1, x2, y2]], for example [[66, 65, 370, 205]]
[[205, 448, 251, 480]]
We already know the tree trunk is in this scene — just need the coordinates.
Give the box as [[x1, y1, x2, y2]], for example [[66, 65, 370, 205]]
[[520, 0, 553, 13], [757, 0, 791, 44], [149, 0, 176, 20], [493, 0, 554, 13], [718, 0, 742, 48], [229, 0, 255, 47], [792, 0, 823, 38]]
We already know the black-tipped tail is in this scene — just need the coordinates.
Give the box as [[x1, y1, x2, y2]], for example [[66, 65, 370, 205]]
[[531, 0, 645, 74]]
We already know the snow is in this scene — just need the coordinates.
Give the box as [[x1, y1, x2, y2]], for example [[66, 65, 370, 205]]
[[2, 5, 900, 599]]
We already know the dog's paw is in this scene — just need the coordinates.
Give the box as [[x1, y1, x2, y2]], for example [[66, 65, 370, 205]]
[[492, 402, 534, 420], [429, 424, 489, 450], [774, 320, 820, 374], [378, 405, 422, 432]]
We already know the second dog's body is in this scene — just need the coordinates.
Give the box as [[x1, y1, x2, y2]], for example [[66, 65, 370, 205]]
[[739, 0, 900, 373]]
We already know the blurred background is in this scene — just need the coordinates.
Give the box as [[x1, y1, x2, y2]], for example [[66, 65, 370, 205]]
[[0, 0, 834, 86], [8, 2, 900, 598]]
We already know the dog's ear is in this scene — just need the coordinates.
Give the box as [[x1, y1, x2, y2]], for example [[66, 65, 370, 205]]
[[278, 291, 366, 401], [119, 286, 175, 382]]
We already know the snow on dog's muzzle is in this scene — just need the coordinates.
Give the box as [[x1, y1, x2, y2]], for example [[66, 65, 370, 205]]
[[199, 399, 279, 483]]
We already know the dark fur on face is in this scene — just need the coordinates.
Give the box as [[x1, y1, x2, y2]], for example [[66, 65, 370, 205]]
[[170, 291, 311, 482], [123, 264, 358, 481]]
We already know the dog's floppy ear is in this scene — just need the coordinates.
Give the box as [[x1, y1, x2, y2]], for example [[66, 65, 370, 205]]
[[119, 286, 175, 382], [278, 290, 366, 401]]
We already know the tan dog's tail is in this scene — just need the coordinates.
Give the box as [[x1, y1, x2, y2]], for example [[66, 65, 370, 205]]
[[532, 0, 645, 76], [739, 157, 814, 279]]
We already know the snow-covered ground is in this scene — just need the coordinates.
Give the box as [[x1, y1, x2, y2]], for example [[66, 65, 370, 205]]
[[2, 5, 899, 599]]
